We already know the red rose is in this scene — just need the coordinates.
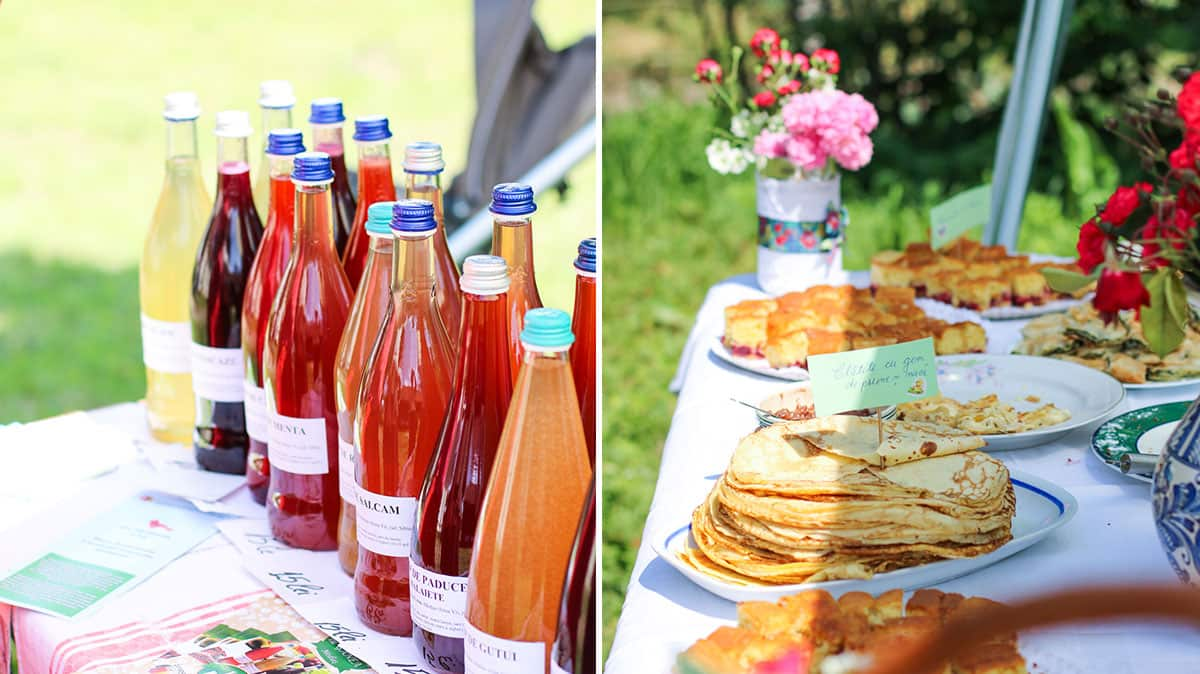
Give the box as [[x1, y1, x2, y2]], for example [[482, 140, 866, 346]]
[[1177, 72, 1200, 129], [1169, 131, 1200, 170], [752, 90, 777, 109], [1100, 185, 1144, 225], [769, 49, 793, 66], [811, 48, 840, 74], [757, 64, 775, 84], [1093, 268, 1150, 315], [793, 52, 811, 73], [694, 58, 722, 84], [750, 28, 781, 58], [776, 79, 802, 96], [1076, 219, 1108, 274], [1179, 184, 1200, 216], [1141, 214, 1165, 268]]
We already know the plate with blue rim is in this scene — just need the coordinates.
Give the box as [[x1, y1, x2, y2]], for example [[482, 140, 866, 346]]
[[1090, 401, 1189, 483]]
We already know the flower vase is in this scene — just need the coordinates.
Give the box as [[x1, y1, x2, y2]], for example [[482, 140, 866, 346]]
[[755, 172, 849, 295], [1153, 395, 1200, 584]]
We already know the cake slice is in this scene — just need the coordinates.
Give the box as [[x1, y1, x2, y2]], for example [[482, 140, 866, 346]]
[[870, 250, 915, 290], [724, 299, 776, 357], [677, 626, 804, 674], [952, 277, 1009, 310], [1010, 267, 1049, 306]]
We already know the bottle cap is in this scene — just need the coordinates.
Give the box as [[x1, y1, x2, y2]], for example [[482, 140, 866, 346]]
[[391, 199, 436, 234], [404, 141, 445, 174], [214, 110, 252, 138], [258, 80, 296, 109], [489, 182, 537, 216], [266, 129, 305, 156], [520, 308, 575, 350], [461, 255, 510, 295], [575, 237, 597, 273], [309, 97, 346, 124], [291, 151, 334, 183], [366, 201, 397, 236], [354, 115, 392, 142], [163, 92, 200, 121]]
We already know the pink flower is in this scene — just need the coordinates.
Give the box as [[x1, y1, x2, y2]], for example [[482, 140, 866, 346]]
[[756, 64, 775, 83], [811, 48, 840, 74], [695, 58, 722, 83], [792, 52, 810, 73], [752, 90, 777, 109], [785, 135, 826, 170], [827, 130, 873, 170], [753, 130, 790, 158], [847, 93, 878, 133], [778, 90, 879, 171], [750, 29, 780, 59]]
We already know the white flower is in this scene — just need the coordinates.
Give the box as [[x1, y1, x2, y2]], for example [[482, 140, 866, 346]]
[[731, 110, 770, 139], [706, 138, 751, 175]]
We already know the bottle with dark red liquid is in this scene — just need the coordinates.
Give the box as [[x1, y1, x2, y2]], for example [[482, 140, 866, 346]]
[[570, 237, 597, 465], [342, 116, 397, 290], [488, 183, 543, 384], [241, 128, 305, 504], [355, 199, 454, 636], [263, 151, 352, 550], [309, 98, 357, 257], [552, 480, 595, 674], [403, 142, 462, 345], [190, 110, 264, 474], [410, 255, 513, 673]]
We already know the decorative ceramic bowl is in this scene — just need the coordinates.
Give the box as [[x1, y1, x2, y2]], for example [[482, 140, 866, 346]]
[[1152, 395, 1200, 585]]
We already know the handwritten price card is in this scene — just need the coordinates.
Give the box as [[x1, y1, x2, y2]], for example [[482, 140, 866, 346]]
[[807, 337, 940, 416], [930, 184, 991, 250]]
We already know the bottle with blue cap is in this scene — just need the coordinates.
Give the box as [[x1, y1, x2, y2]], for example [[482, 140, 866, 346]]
[[404, 141, 462, 344], [342, 116, 398, 289], [488, 182, 544, 384], [140, 91, 211, 444], [333, 200, 399, 575], [240, 128, 305, 505], [570, 236, 597, 464], [190, 110, 264, 475], [465, 307, 591, 670], [354, 198, 455, 635], [309, 97, 358, 256], [262, 151, 353, 550], [253, 80, 296, 216]]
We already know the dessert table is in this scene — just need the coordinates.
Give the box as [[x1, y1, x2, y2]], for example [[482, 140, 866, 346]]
[[606, 273, 1200, 674]]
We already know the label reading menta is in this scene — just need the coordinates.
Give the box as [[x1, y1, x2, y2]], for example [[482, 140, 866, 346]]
[[243, 382, 268, 442], [338, 436, 356, 501], [464, 622, 545, 674], [409, 564, 468, 638], [355, 487, 416, 557], [141, 315, 192, 373], [266, 413, 329, 475], [189, 343, 245, 402]]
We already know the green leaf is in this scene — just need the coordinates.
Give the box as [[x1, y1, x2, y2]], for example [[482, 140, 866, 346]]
[[1042, 266, 1098, 293], [1164, 269, 1190, 330], [1142, 268, 1187, 358]]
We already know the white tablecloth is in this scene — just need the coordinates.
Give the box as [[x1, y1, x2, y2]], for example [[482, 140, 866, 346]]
[[607, 274, 1200, 674]]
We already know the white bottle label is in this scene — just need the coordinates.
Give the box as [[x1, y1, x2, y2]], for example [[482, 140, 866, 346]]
[[409, 564, 468, 638], [141, 315, 192, 374], [243, 382, 268, 442], [189, 343, 245, 402], [355, 487, 416, 557], [338, 435, 356, 501], [266, 413, 329, 475], [464, 622, 546, 674]]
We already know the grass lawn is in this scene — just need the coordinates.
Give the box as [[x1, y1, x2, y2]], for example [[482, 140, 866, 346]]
[[0, 0, 596, 424]]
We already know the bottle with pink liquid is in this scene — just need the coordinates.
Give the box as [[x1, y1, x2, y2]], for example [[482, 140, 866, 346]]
[[309, 98, 357, 257]]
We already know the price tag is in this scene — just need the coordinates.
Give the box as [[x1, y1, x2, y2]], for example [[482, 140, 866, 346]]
[[807, 337, 940, 417], [930, 184, 991, 250]]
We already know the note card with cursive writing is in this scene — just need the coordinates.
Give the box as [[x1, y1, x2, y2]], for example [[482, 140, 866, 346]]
[[930, 183, 991, 250], [807, 337, 940, 416]]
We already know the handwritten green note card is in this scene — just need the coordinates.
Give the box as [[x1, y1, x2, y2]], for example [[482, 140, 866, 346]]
[[807, 337, 940, 416], [930, 184, 991, 249]]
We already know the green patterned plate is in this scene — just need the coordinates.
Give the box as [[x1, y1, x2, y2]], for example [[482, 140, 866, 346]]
[[1090, 402, 1190, 483]]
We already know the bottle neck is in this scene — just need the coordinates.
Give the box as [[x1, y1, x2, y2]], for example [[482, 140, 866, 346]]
[[294, 181, 336, 251], [166, 119, 200, 160], [492, 215, 535, 272], [217, 136, 251, 172], [260, 107, 293, 150], [358, 141, 395, 194], [312, 123, 346, 156], [405, 172, 444, 227], [267, 153, 295, 180], [522, 346, 570, 367], [392, 234, 438, 294]]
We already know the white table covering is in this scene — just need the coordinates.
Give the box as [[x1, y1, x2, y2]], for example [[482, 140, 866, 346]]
[[608, 274, 1200, 674]]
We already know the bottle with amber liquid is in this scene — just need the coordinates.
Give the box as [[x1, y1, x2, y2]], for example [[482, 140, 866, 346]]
[[341, 116, 397, 289], [263, 152, 352, 550], [309, 98, 357, 256], [570, 237, 597, 465], [488, 183, 543, 383], [354, 199, 454, 635], [403, 142, 462, 345]]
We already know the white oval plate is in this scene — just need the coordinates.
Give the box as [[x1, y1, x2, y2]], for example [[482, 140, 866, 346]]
[[931, 354, 1125, 451], [652, 470, 1076, 604], [979, 294, 1089, 320], [1124, 378, 1200, 391]]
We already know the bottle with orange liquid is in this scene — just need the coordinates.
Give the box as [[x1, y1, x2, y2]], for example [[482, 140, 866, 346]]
[[309, 98, 357, 257], [552, 480, 595, 674], [354, 199, 454, 635], [342, 116, 397, 290], [464, 308, 591, 673], [410, 255, 513, 673], [334, 201, 397, 575], [403, 142, 462, 345], [241, 129, 304, 505], [252, 80, 295, 217], [263, 152, 352, 550], [570, 237, 596, 465], [488, 183, 543, 383]]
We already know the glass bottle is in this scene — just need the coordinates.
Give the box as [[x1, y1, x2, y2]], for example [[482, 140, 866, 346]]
[[354, 200, 454, 636], [410, 255, 513, 673], [342, 116, 398, 290], [334, 201, 397, 575], [488, 183, 543, 384], [551, 481, 595, 674], [140, 92, 210, 444], [403, 142, 462, 347], [190, 110, 263, 474], [309, 98, 357, 257], [264, 152, 353, 550], [240, 129, 305, 505], [464, 308, 591, 673], [570, 238, 597, 465], [252, 80, 295, 216]]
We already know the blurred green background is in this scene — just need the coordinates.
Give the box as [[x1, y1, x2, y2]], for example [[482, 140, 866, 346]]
[[0, 0, 595, 424], [601, 0, 1200, 657]]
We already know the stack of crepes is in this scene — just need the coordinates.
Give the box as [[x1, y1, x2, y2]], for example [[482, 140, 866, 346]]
[[683, 416, 1014, 585]]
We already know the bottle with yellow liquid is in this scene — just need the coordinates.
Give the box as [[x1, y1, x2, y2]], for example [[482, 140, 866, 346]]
[[139, 92, 211, 443]]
